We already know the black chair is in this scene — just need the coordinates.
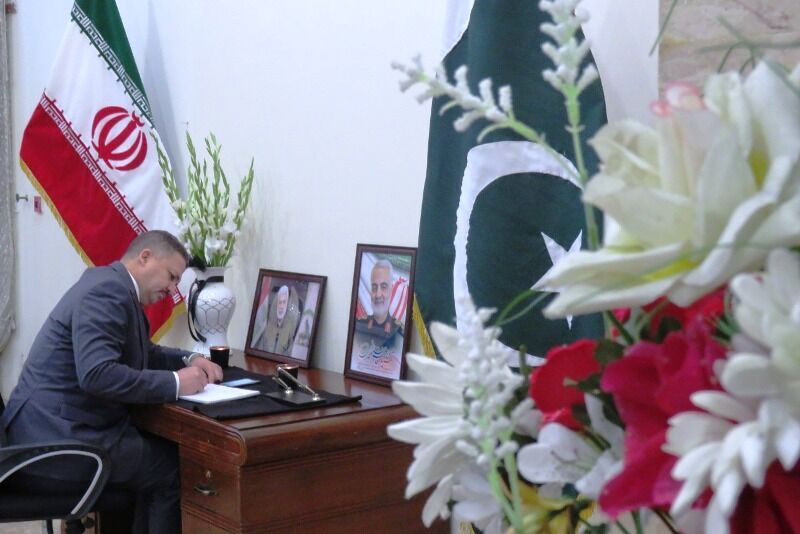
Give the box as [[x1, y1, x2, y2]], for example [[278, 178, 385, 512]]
[[0, 394, 134, 533]]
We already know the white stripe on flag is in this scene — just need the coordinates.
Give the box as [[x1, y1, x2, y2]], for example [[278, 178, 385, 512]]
[[45, 20, 177, 237], [454, 140, 579, 362]]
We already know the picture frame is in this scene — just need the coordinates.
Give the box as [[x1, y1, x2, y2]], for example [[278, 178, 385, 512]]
[[344, 244, 417, 386], [244, 269, 327, 368]]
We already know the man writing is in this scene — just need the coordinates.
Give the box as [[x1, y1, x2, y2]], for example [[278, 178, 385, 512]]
[[1, 230, 222, 533]]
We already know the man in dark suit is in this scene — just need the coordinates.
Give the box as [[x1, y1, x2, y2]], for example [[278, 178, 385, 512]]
[[1, 230, 223, 533]]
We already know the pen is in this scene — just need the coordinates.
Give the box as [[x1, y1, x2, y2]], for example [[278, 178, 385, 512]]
[[277, 367, 321, 401], [271, 375, 293, 394]]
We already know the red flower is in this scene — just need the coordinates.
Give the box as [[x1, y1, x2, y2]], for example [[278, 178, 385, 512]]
[[732, 462, 800, 534], [598, 319, 726, 517], [612, 287, 726, 340], [649, 287, 726, 330], [529, 339, 599, 431]]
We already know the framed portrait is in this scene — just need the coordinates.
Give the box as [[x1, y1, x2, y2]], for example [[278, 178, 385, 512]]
[[245, 269, 327, 368], [344, 244, 417, 386]]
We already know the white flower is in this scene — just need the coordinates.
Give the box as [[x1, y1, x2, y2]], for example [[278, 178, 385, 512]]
[[218, 220, 237, 239], [174, 217, 190, 236], [388, 298, 535, 527], [536, 62, 800, 318], [538, 0, 598, 93], [392, 56, 514, 139], [204, 236, 225, 260], [727, 249, 800, 408], [387, 323, 472, 525], [452, 468, 505, 534], [665, 393, 799, 534], [518, 395, 623, 499], [665, 250, 800, 532]]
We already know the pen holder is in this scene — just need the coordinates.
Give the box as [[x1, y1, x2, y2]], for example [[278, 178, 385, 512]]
[[210, 345, 230, 368], [277, 364, 299, 379]]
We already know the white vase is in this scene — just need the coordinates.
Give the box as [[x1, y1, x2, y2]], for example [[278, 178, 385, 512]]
[[188, 266, 236, 354]]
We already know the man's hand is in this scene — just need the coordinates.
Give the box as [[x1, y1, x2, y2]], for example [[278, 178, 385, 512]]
[[177, 366, 209, 395], [190, 357, 224, 384]]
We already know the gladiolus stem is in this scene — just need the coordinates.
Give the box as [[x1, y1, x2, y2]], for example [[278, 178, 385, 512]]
[[632, 510, 644, 534], [653, 509, 679, 533], [487, 459, 522, 532], [484, 434, 524, 532], [564, 87, 600, 251], [502, 450, 524, 532], [605, 311, 635, 345]]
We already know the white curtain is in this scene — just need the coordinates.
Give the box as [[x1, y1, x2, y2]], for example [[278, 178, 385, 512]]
[[0, 2, 15, 352]]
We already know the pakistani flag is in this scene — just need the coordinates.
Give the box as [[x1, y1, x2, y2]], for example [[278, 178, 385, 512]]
[[20, 0, 182, 338], [415, 0, 606, 357]]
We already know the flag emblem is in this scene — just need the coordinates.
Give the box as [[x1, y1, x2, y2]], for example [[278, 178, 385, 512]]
[[91, 106, 148, 171]]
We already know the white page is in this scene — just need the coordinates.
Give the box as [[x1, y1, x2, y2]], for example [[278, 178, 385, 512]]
[[179, 383, 260, 405]]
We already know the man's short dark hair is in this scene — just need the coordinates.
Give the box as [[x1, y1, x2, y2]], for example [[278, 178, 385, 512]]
[[122, 230, 189, 264]]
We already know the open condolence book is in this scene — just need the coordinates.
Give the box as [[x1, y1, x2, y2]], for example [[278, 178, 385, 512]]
[[179, 383, 261, 405]]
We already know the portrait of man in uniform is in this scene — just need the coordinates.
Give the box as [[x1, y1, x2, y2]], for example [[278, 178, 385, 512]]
[[345, 245, 416, 384]]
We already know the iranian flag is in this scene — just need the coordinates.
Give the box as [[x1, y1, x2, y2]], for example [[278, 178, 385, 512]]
[[20, 0, 182, 338], [413, 0, 607, 359]]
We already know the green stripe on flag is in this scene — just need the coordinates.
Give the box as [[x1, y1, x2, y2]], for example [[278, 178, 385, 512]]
[[415, 0, 606, 357], [73, 0, 151, 121]]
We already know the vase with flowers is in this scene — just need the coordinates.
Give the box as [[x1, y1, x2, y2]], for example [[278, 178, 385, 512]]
[[388, 0, 800, 532], [156, 132, 255, 353]]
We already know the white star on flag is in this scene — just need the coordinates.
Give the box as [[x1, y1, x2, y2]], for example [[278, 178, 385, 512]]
[[537, 231, 582, 329]]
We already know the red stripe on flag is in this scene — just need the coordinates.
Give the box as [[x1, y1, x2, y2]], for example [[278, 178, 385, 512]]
[[20, 96, 177, 337], [390, 279, 408, 323], [21, 99, 138, 265], [146, 293, 180, 338], [394, 286, 408, 322]]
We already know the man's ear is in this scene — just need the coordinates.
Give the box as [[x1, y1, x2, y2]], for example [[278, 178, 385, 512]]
[[139, 248, 153, 264]]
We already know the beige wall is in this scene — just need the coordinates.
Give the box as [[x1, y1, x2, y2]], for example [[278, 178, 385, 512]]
[[660, 0, 800, 86]]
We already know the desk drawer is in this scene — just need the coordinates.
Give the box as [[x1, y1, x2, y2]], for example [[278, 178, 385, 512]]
[[180, 456, 240, 524]]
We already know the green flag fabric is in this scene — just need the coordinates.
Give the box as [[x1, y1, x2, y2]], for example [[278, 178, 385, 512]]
[[415, 0, 606, 359]]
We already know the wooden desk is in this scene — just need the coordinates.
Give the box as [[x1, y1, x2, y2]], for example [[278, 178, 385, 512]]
[[133, 353, 446, 533]]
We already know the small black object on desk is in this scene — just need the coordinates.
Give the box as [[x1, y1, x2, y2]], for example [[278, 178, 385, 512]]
[[209, 345, 230, 368]]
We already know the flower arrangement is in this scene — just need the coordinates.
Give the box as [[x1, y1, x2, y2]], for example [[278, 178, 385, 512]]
[[389, 0, 800, 532], [156, 132, 255, 267]]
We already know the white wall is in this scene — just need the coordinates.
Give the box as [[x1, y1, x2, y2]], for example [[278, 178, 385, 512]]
[[2, 0, 447, 396], [1, 0, 657, 397]]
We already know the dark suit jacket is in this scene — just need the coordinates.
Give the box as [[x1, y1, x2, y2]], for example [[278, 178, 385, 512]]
[[1, 262, 189, 478]]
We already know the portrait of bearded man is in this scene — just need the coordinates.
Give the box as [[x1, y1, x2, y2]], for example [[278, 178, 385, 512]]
[[350, 259, 405, 378], [252, 284, 301, 356]]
